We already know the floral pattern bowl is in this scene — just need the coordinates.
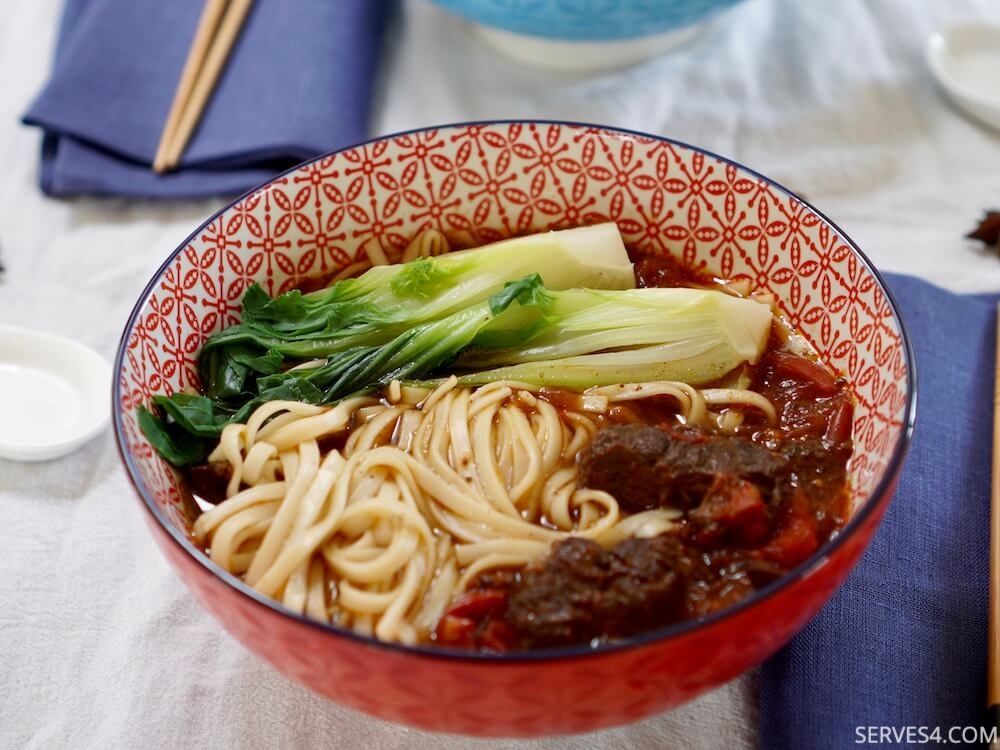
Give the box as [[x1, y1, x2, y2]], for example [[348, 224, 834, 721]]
[[113, 121, 914, 737]]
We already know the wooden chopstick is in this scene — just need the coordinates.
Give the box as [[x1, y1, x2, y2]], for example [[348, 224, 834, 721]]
[[990, 303, 1000, 741], [153, 0, 230, 172], [154, 0, 255, 173]]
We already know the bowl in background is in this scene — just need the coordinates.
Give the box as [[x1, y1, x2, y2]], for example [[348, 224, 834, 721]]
[[925, 22, 1000, 131], [429, 0, 750, 71], [114, 121, 914, 736]]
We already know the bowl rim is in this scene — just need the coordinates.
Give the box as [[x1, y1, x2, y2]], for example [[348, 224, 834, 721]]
[[429, 0, 746, 42], [113, 119, 917, 664]]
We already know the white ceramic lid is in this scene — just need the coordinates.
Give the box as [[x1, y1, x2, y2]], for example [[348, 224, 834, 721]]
[[0, 324, 111, 461]]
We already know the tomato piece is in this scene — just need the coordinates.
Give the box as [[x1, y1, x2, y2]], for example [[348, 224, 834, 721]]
[[762, 490, 819, 567], [689, 475, 770, 547], [445, 589, 509, 620], [766, 351, 839, 397], [762, 516, 818, 567], [435, 615, 476, 647], [824, 396, 854, 445]]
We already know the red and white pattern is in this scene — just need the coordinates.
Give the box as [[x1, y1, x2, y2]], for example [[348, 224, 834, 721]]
[[118, 123, 908, 529]]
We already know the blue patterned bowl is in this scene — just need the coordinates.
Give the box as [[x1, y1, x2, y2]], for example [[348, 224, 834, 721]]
[[430, 0, 748, 42]]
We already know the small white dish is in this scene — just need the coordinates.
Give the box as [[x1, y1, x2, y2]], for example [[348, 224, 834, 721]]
[[0, 324, 111, 461], [925, 22, 1000, 130]]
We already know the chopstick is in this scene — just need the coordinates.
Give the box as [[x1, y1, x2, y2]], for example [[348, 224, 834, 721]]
[[152, 0, 228, 172], [152, 0, 254, 173], [990, 303, 1000, 745]]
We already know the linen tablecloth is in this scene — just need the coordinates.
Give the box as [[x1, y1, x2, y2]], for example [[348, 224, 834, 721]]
[[2, 0, 999, 747]]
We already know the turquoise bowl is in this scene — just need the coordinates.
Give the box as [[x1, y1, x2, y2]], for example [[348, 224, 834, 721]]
[[429, 0, 748, 41]]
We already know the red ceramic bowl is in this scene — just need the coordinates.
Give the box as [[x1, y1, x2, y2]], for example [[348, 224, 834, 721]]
[[113, 121, 915, 737]]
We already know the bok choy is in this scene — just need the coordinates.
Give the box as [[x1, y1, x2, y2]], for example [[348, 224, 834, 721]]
[[456, 287, 773, 388], [195, 222, 633, 404], [140, 275, 551, 466], [204, 222, 633, 359]]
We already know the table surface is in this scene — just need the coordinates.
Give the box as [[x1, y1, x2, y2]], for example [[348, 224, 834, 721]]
[[2, 0, 999, 748]]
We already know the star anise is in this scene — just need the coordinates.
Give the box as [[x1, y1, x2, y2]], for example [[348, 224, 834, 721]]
[[967, 210, 1000, 252]]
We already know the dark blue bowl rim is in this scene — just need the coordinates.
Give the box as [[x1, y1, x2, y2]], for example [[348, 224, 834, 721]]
[[112, 118, 917, 664]]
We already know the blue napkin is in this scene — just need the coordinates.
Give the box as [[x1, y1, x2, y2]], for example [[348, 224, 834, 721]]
[[23, 0, 392, 199], [760, 273, 991, 748]]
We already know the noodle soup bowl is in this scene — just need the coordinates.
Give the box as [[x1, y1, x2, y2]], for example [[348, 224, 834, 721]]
[[114, 121, 914, 736]]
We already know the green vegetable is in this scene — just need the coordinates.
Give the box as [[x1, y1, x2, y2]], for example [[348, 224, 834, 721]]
[[137, 405, 212, 467], [138, 379, 329, 467], [255, 275, 547, 401], [203, 222, 634, 362], [456, 287, 773, 388], [139, 275, 550, 466]]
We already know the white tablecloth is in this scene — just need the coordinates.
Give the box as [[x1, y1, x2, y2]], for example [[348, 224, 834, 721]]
[[2, 1, 999, 747]]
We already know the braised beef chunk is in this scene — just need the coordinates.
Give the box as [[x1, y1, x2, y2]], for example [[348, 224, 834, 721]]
[[577, 426, 672, 511], [505, 539, 618, 647], [505, 536, 704, 647], [579, 424, 786, 512], [611, 535, 708, 621], [655, 427, 787, 502]]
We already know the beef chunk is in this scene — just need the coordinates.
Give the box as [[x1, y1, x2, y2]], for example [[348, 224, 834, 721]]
[[505, 536, 705, 648], [577, 425, 673, 511], [654, 427, 787, 505], [579, 424, 786, 512]]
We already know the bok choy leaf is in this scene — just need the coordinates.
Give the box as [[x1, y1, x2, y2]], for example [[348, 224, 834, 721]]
[[457, 287, 773, 386], [201, 222, 633, 363]]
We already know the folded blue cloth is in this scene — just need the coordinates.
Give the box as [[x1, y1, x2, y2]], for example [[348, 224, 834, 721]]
[[760, 273, 990, 748], [23, 0, 392, 199]]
